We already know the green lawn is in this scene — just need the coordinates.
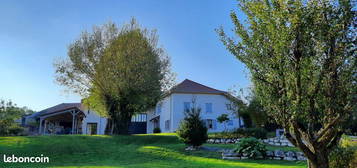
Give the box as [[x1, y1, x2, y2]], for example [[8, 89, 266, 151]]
[[0, 134, 307, 168]]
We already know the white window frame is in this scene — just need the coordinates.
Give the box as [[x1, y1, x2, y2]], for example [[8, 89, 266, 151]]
[[205, 103, 212, 113]]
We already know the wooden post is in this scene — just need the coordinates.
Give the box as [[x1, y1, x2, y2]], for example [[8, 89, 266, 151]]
[[44, 120, 47, 135], [39, 118, 43, 135], [72, 111, 75, 134]]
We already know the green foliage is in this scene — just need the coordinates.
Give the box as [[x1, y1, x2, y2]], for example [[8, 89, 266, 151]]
[[345, 109, 357, 135], [218, 0, 356, 166], [329, 135, 357, 168], [234, 128, 268, 139], [246, 96, 267, 128], [208, 128, 268, 139], [208, 132, 238, 139], [8, 125, 25, 136], [217, 114, 229, 131], [234, 137, 267, 159], [0, 100, 30, 136], [329, 146, 356, 168], [153, 127, 161, 133], [177, 104, 208, 147], [217, 114, 229, 123], [54, 18, 175, 134]]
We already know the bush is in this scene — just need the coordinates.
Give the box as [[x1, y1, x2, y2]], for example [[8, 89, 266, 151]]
[[8, 125, 24, 136], [177, 105, 208, 147], [234, 128, 268, 139], [209, 131, 237, 139], [329, 146, 356, 168], [153, 127, 161, 133], [234, 137, 266, 159], [329, 135, 357, 168], [207, 128, 268, 139]]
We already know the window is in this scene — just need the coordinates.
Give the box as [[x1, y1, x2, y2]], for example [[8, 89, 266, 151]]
[[205, 103, 212, 113], [131, 114, 147, 122], [226, 104, 232, 110], [165, 120, 170, 130], [227, 120, 233, 126], [184, 102, 190, 111], [206, 119, 213, 129]]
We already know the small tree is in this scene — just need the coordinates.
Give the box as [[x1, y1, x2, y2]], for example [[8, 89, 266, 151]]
[[217, 114, 229, 131], [177, 101, 208, 148]]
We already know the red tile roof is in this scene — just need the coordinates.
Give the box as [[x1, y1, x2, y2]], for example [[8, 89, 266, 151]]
[[169, 79, 227, 95]]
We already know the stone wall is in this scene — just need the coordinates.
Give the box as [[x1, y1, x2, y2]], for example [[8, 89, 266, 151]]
[[207, 136, 294, 147], [222, 150, 306, 161], [262, 137, 294, 147]]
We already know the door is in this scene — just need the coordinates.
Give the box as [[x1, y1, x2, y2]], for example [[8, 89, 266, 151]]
[[87, 123, 98, 135]]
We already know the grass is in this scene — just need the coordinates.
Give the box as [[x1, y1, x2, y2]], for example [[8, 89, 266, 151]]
[[0, 134, 307, 168]]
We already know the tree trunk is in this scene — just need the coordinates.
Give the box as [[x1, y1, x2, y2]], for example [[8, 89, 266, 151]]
[[307, 151, 329, 168], [111, 104, 132, 135], [113, 116, 131, 135]]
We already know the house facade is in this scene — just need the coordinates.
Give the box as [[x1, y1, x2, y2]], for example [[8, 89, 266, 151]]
[[147, 79, 244, 133], [25, 79, 243, 135]]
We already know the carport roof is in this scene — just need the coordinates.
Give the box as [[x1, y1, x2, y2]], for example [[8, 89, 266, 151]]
[[31, 103, 81, 118]]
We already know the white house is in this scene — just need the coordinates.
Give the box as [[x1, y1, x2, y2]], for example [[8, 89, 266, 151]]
[[146, 79, 244, 133], [25, 79, 243, 135]]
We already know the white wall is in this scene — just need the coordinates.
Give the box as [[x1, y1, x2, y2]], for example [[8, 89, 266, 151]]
[[81, 109, 107, 135], [146, 96, 172, 133], [171, 93, 241, 133], [146, 93, 243, 134], [146, 109, 155, 133]]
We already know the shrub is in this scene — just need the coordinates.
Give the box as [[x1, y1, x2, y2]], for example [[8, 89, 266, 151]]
[[8, 125, 24, 136], [234, 137, 266, 159], [329, 146, 356, 168], [153, 127, 161, 133], [209, 131, 237, 139], [234, 128, 268, 139], [177, 105, 208, 147], [329, 135, 357, 168]]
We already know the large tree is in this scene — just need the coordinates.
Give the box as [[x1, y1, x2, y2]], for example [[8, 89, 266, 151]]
[[218, 0, 356, 167], [55, 19, 175, 134]]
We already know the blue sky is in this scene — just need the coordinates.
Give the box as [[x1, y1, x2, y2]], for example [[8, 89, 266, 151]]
[[0, 0, 250, 111]]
